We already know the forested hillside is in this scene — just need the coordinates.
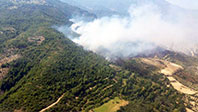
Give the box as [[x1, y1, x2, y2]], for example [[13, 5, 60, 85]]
[[0, 0, 186, 112]]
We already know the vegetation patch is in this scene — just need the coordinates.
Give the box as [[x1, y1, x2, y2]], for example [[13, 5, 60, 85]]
[[93, 97, 129, 112]]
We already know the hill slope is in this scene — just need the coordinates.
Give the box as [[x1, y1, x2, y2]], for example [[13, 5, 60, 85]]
[[0, 0, 186, 112]]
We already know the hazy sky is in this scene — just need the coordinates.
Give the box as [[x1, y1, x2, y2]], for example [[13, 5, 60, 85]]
[[166, 0, 198, 10]]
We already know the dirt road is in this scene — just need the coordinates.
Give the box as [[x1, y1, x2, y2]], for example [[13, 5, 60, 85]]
[[39, 94, 64, 112]]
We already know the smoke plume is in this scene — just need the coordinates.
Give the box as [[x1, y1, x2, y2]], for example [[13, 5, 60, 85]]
[[61, 1, 198, 59]]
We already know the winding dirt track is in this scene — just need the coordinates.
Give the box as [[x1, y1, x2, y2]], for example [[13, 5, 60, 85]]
[[39, 94, 64, 112]]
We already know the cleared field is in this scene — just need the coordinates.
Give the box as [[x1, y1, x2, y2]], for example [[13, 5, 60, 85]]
[[140, 58, 198, 112], [141, 58, 197, 95], [160, 61, 197, 95], [93, 97, 128, 112]]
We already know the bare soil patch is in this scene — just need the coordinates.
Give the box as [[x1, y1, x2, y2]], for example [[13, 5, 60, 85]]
[[28, 36, 45, 45], [0, 54, 20, 80]]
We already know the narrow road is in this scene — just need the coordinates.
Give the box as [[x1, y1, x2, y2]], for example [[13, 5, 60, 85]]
[[39, 94, 64, 112]]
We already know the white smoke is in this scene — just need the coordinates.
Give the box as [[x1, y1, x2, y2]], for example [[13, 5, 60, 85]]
[[66, 1, 198, 58]]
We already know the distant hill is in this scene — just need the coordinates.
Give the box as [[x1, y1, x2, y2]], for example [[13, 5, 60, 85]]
[[60, 0, 178, 17], [9, 0, 46, 5]]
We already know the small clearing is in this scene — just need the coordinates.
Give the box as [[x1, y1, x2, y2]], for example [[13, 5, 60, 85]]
[[109, 64, 122, 71], [0, 68, 9, 80], [0, 54, 20, 67], [2, 27, 16, 33], [28, 36, 45, 45], [140, 58, 166, 69], [0, 54, 20, 80], [93, 97, 129, 112]]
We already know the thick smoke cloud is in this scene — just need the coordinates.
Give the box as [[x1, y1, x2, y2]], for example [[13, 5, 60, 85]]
[[61, 1, 198, 58]]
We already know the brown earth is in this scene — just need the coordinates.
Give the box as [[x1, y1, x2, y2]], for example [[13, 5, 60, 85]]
[[28, 36, 45, 45], [140, 58, 198, 112], [0, 54, 20, 80]]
